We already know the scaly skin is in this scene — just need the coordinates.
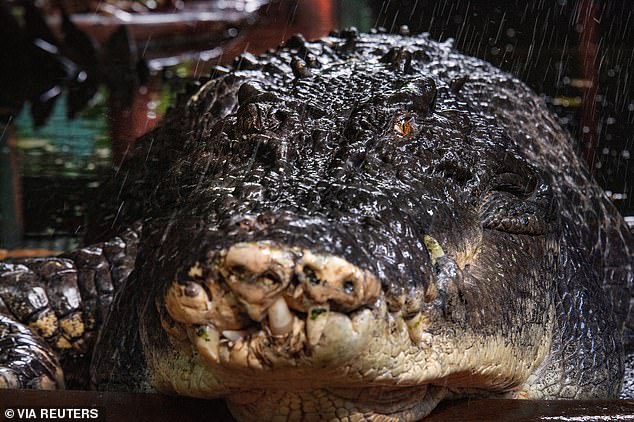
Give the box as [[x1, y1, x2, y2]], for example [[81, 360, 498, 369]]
[[1, 30, 633, 420], [0, 225, 139, 388]]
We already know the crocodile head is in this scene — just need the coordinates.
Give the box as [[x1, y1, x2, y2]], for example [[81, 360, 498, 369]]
[[109, 32, 625, 421]]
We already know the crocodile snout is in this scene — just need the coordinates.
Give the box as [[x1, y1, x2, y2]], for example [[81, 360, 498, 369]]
[[224, 243, 380, 313], [162, 241, 381, 368]]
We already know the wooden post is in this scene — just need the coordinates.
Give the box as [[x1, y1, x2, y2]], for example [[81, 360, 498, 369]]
[[108, 78, 161, 166], [0, 119, 23, 248], [577, 0, 600, 171]]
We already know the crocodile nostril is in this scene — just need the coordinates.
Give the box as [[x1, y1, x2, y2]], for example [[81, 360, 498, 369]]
[[230, 264, 248, 275], [258, 271, 282, 287], [220, 242, 296, 321], [343, 280, 355, 294], [237, 217, 256, 231], [297, 251, 382, 312], [304, 267, 320, 285]]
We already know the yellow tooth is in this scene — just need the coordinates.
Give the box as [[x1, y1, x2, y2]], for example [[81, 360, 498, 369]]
[[268, 297, 294, 336], [190, 325, 220, 363], [423, 235, 445, 265], [306, 305, 329, 347], [231, 340, 249, 367], [405, 312, 430, 346]]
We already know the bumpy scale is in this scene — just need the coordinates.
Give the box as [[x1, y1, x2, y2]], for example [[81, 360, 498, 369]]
[[1, 29, 633, 421]]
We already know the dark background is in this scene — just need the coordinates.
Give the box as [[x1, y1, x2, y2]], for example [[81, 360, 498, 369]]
[[368, 0, 633, 218]]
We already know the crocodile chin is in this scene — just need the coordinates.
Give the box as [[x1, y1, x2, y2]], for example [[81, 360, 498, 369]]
[[150, 240, 553, 421], [226, 385, 447, 422]]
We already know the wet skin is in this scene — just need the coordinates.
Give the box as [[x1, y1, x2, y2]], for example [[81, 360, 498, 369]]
[[1, 30, 633, 421]]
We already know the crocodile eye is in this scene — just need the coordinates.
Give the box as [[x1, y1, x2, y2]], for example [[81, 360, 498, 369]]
[[343, 280, 355, 294], [304, 267, 320, 285], [490, 171, 537, 198], [394, 114, 416, 137], [479, 181, 556, 235], [480, 153, 555, 235]]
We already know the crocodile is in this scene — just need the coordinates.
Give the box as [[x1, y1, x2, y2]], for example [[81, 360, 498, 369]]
[[0, 29, 633, 421]]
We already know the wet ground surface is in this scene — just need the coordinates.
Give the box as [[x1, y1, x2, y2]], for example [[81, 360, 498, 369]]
[[0, 390, 632, 421]]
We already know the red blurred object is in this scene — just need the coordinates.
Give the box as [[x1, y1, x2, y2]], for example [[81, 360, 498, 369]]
[[45, 1, 268, 58], [577, 0, 600, 171], [222, 0, 338, 62]]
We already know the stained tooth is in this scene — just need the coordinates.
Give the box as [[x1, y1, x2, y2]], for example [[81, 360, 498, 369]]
[[222, 330, 248, 342], [306, 305, 329, 346], [190, 325, 220, 362], [423, 235, 445, 265], [268, 297, 294, 336], [405, 313, 428, 345], [231, 340, 249, 367]]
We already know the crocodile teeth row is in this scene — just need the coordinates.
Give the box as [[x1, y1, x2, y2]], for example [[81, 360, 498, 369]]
[[268, 297, 294, 336], [189, 298, 295, 362]]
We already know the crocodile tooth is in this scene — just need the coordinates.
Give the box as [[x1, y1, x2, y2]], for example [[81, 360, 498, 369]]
[[190, 325, 220, 363], [222, 330, 248, 342], [306, 305, 329, 346], [268, 297, 294, 336], [423, 235, 445, 265], [405, 313, 427, 345]]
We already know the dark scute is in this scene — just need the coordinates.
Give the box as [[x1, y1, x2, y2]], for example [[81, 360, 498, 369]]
[[291, 57, 311, 78], [233, 52, 260, 70], [238, 82, 263, 105], [284, 34, 307, 49], [384, 76, 437, 114]]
